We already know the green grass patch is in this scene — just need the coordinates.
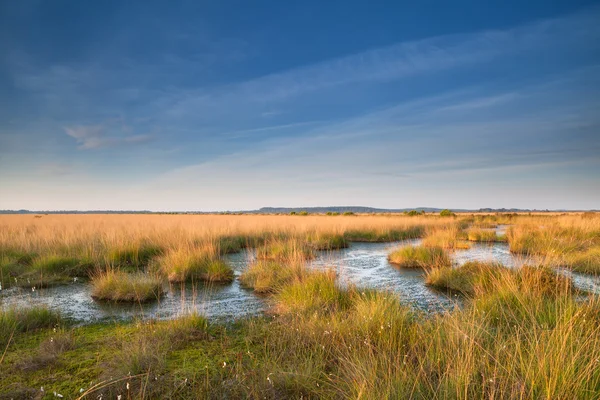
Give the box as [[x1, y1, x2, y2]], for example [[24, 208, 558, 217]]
[[1, 307, 62, 346]]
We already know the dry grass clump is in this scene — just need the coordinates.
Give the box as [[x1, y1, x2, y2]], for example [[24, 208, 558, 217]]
[[239, 261, 308, 294], [426, 262, 572, 297], [235, 263, 597, 399], [17, 330, 75, 372], [275, 270, 350, 315], [466, 228, 502, 242], [422, 227, 470, 249], [425, 261, 506, 295], [157, 246, 233, 283], [256, 238, 315, 262], [106, 243, 163, 270], [305, 232, 349, 250], [388, 245, 451, 268], [343, 226, 424, 242], [564, 246, 600, 274], [91, 269, 163, 302]]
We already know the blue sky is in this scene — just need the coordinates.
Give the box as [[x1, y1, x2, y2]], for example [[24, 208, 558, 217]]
[[1, 0, 599, 211]]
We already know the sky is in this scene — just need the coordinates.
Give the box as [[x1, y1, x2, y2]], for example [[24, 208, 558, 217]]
[[0, 0, 599, 211]]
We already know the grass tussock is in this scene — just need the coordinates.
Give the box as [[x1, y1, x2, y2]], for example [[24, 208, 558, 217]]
[[343, 226, 424, 242], [256, 238, 315, 262], [467, 228, 504, 242], [239, 261, 308, 294], [0, 307, 62, 346], [91, 269, 163, 302], [106, 243, 163, 270], [425, 261, 572, 297], [275, 270, 350, 315], [305, 232, 349, 250], [2, 213, 600, 398], [157, 246, 234, 283], [422, 227, 471, 249], [564, 246, 600, 274], [388, 245, 451, 268]]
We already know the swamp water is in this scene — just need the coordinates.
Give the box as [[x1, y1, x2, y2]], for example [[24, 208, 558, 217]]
[[1, 238, 598, 323]]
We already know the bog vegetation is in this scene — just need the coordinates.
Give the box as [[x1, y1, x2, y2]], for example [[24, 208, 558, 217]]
[[1, 212, 599, 398]]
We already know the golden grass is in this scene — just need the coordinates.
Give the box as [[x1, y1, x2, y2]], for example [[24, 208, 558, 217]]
[[422, 226, 471, 249], [91, 269, 163, 302], [2, 212, 600, 398], [388, 245, 451, 268], [156, 245, 233, 283]]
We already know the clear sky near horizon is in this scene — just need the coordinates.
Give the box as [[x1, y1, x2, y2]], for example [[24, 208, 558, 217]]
[[1, 1, 599, 211]]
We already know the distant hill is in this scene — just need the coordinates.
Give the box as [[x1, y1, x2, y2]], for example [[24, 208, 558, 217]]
[[253, 206, 448, 214], [0, 206, 583, 215]]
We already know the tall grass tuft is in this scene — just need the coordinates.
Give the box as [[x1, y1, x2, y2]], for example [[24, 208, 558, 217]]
[[158, 247, 234, 283], [239, 261, 308, 294], [91, 269, 163, 302], [422, 227, 470, 249], [1, 307, 62, 345], [388, 245, 451, 268]]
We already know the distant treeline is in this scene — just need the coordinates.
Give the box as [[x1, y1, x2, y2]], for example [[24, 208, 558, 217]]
[[1, 207, 590, 215]]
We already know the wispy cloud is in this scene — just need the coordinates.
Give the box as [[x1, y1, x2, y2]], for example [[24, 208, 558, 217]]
[[64, 125, 153, 150]]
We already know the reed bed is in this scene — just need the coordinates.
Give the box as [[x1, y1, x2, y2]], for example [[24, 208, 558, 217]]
[[1, 213, 600, 398]]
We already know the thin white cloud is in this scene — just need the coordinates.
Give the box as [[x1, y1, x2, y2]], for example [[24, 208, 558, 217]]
[[64, 125, 153, 150], [165, 7, 600, 116]]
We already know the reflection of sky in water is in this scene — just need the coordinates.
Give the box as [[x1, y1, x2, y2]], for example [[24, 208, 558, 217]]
[[1, 238, 598, 323]]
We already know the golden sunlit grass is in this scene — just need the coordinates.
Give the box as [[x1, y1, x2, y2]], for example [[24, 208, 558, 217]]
[[156, 246, 234, 283], [90, 269, 163, 302], [1, 213, 600, 398], [239, 260, 308, 294], [388, 245, 451, 268], [425, 261, 572, 297], [466, 227, 503, 242], [422, 226, 471, 249]]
